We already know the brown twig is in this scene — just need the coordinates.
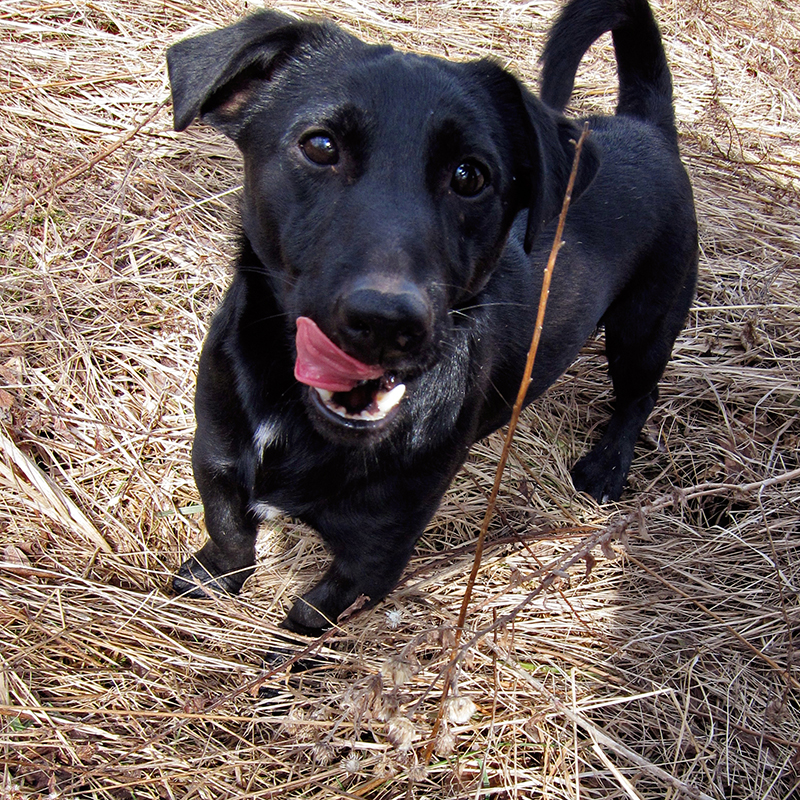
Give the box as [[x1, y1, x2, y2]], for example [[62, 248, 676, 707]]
[[423, 122, 591, 764], [0, 99, 167, 226]]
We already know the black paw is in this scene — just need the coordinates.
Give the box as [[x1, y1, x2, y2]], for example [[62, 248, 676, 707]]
[[280, 596, 334, 637], [172, 555, 253, 598], [570, 450, 627, 504]]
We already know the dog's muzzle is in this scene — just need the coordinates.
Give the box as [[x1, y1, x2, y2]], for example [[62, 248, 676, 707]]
[[295, 316, 408, 430]]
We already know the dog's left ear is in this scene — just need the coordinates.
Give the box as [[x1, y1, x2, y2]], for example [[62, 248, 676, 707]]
[[522, 114, 600, 253], [468, 62, 599, 253], [167, 11, 326, 137]]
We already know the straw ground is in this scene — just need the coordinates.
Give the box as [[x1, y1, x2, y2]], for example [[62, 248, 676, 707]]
[[1, 0, 799, 797]]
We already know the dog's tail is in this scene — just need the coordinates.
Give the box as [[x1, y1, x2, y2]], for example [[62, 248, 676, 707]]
[[540, 0, 677, 147]]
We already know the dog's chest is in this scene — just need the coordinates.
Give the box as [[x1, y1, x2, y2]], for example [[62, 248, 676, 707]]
[[246, 413, 355, 518]]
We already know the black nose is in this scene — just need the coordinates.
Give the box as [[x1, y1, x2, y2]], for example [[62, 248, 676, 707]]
[[335, 280, 432, 365]]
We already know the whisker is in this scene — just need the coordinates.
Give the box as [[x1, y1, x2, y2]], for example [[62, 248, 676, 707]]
[[450, 301, 532, 313], [240, 311, 293, 329]]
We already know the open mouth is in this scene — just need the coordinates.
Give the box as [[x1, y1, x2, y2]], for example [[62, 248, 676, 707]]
[[311, 375, 406, 425], [295, 316, 409, 430]]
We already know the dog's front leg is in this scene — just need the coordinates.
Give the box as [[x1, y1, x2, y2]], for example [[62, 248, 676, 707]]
[[172, 446, 259, 598], [283, 545, 415, 636], [281, 485, 447, 635]]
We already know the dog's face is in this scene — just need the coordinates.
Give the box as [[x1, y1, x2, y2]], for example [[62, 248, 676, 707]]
[[241, 51, 537, 442], [168, 12, 590, 444]]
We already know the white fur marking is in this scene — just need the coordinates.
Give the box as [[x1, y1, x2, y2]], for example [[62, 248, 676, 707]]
[[250, 501, 281, 521], [253, 419, 281, 455]]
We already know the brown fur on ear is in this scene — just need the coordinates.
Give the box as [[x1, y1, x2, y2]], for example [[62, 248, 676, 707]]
[[206, 73, 261, 123], [197, 60, 281, 131], [167, 12, 322, 137]]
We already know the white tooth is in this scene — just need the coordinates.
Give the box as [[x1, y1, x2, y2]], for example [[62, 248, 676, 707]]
[[314, 383, 405, 423], [317, 390, 348, 418], [375, 383, 406, 413]]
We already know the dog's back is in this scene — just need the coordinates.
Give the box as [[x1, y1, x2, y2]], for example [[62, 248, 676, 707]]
[[540, 0, 677, 148]]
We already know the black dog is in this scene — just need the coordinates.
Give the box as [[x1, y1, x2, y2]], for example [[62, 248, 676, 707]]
[[167, 0, 697, 634]]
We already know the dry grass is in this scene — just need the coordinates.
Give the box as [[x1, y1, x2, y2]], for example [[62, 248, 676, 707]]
[[1, 0, 799, 797]]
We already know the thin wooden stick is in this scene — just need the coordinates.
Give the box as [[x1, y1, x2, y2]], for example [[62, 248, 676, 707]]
[[423, 122, 591, 764], [0, 99, 167, 226], [455, 122, 591, 637]]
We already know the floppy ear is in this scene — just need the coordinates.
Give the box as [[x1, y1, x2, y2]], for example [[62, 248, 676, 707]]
[[167, 11, 318, 137], [465, 62, 599, 254], [523, 114, 600, 253]]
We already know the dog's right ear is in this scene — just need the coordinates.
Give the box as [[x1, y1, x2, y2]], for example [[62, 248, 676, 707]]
[[167, 11, 315, 137], [523, 115, 599, 253]]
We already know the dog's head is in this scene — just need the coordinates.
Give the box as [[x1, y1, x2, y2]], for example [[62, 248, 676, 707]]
[[168, 12, 597, 443]]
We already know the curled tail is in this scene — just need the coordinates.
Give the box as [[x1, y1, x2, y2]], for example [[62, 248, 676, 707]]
[[540, 0, 677, 147]]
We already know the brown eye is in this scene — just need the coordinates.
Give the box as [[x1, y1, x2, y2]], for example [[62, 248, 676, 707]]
[[300, 132, 339, 165], [451, 160, 488, 197]]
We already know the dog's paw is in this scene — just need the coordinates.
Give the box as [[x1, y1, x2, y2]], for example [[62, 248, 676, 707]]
[[171, 555, 252, 598], [570, 453, 627, 504], [280, 597, 333, 637]]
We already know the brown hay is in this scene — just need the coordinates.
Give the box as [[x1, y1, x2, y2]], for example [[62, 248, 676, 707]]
[[1, 0, 799, 797]]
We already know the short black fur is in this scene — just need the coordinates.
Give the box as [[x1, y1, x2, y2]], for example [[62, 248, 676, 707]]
[[167, 0, 697, 634]]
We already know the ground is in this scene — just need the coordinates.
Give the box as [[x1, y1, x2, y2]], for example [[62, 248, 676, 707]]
[[1, 0, 799, 797]]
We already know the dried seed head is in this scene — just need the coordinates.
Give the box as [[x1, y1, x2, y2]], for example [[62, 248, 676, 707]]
[[428, 627, 457, 648], [341, 681, 375, 719], [445, 696, 477, 725], [374, 691, 398, 722], [408, 763, 428, 782], [341, 753, 362, 774], [311, 741, 335, 765], [435, 725, 457, 758], [523, 717, 543, 742], [385, 608, 403, 629], [311, 704, 332, 721], [765, 697, 784, 722], [283, 707, 306, 735], [386, 716, 417, 752], [373, 758, 397, 780], [380, 656, 414, 688]]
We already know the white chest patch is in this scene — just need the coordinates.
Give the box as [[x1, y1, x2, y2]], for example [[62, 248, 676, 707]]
[[253, 419, 282, 456], [250, 501, 281, 521]]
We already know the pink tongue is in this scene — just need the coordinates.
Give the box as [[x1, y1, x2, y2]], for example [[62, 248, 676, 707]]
[[294, 316, 383, 393]]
